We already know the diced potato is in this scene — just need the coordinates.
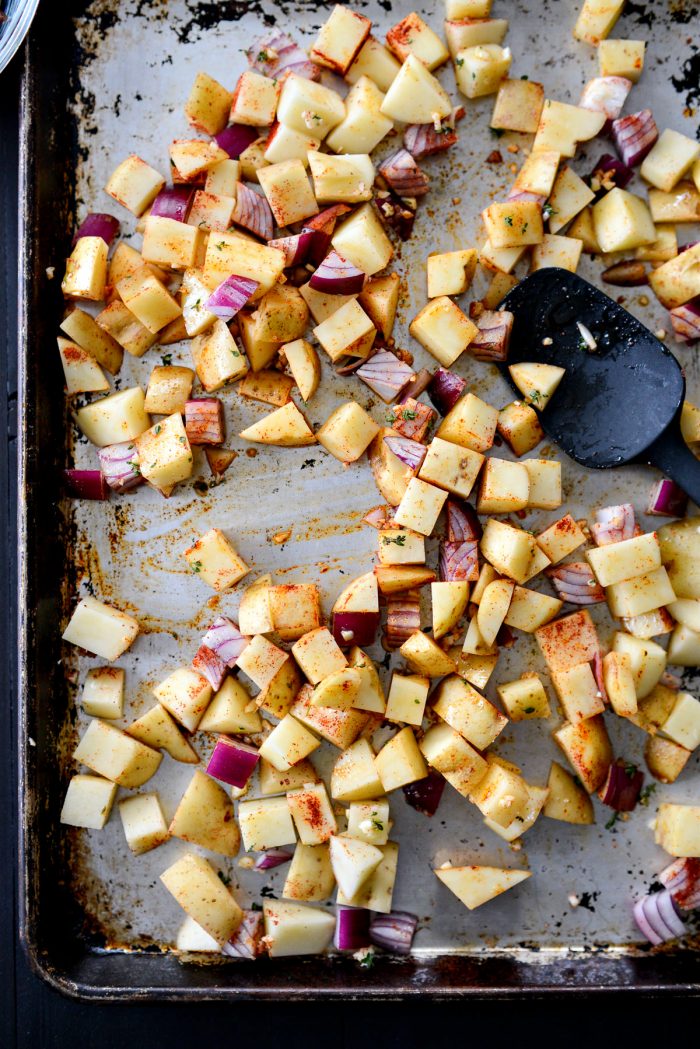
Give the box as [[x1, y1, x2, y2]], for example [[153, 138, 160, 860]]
[[310, 4, 371, 74], [127, 703, 199, 764], [95, 301, 157, 357], [60, 308, 123, 374], [142, 215, 202, 271], [536, 609, 599, 674], [504, 586, 562, 632], [317, 401, 380, 463], [236, 635, 287, 690], [258, 714, 320, 772], [309, 152, 376, 208], [259, 759, 319, 797], [551, 661, 605, 723], [198, 677, 261, 736], [455, 44, 511, 99], [606, 566, 676, 619], [658, 516, 700, 598], [419, 722, 487, 796], [253, 285, 309, 347], [263, 900, 335, 957], [532, 100, 605, 158], [658, 690, 700, 751], [283, 843, 335, 902], [291, 683, 370, 748], [281, 339, 321, 403], [543, 761, 594, 824], [300, 282, 357, 326], [238, 136, 270, 182], [277, 74, 346, 138], [587, 531, 661, 587], [480, 519, 536, 584], [433, 674, 507, 750], [185, 71, 232, 135], [239, 402, 316, 447], [426, 249, 477, 298], [170, 769, 241, 857], [335, 841, 399, 912], [346, 35, 401, 91], [532, 234, 583, 274], [239, 796, 297, 852], [314, 299, 376, 364], [184, 528, 249, 591], [509, 361, 565, 410], [106, 154, 165, 216], [380, 54, 452, 123], [476, 458, 529, 514], [470, 761, 530, 827], [645, 736, 691, 784], [175, 916, 221, 953], [346, 800, 392, 846], [61, 236, 108, 301], [133, 412, 193, 491], [573, 0, 625, 44], [292, 627, 348, 685], [374, 727, 428, 792], [331, 738, 384, 801], [640, 128, 700, 193], [386, 12, 449, 70], [60, 774, 117, 830], [446, 17, 508, 56], [191, 319, 249, 392], [326, 76, 393, 155], [490, 77, 544, 133], [513, 150, 561, 198], [602, 651, 637, 717], [647, 184, 699, 224], [447, 0, 492, 14], [521, 545, 552, 583], [358, 273, 400, 341], [432, 581, 470, 639], [161, 853, 243, 946], [348, 648, 386, 715], [648, 242, 700, 310], [482, 200, 543, 249], [264, 123, 321, 167], [81, 666, 124, 719], [553, 715, 613, 793], [537, 514, 586, 564], [267, 584, 321, 642], [257, 159, 318, 227], [410, 297, 478, 367], [612, 631, 666, 698], [593, 188, 656, 252], [438, 393, 497, 453], [655, 804, 700, 858], [378, 528, 426, 566], [635, 223, 678, 262], [455, 652, 499, 689], [435, 864, 530, 909], [385, 671, 431, 725], [484, 782, 549, 842], [479, 238, 527, 274], [418, 437, 484, 499], [394, 477, 448, 536], [329, 834, 383, 898], [74, 718, 162, 788], [497, 675, 550, 721], [230, 70, 279, 126], [170, 138, 228, 180], [58, 337, 109, 395], [287, 782, 337, 845], [567, 206, 601, 254], [334, 202, 395, 277], [144, 365, 195, 415], [153, 666, 212, 732], [187, 190, 235, 233], [461, 614, 497, 656], [522, 459, 562, 510], [311, 667, 362, 709], [598, 38, 645, 81], [476, 579, 514, 645], [496, 402, 543, 457], [669, 623, 700, 666], [63, 596, 139, 661]]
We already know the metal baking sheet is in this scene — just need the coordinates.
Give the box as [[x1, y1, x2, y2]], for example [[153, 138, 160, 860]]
[[18, 0, 700, 998]]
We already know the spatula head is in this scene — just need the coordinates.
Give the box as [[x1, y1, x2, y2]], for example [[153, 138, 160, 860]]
[[498, 268, 685, 468]]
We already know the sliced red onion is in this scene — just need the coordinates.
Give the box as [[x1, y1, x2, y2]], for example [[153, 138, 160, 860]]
[[267, 230, 316, 267], [223, 910, 264, 959], [378, 149, 430, 198], [612, 109, 658, 168], [334, 907, 371, 951], [599, 762, 643, 811], [362, 505, 395, 530], [97, 441, 143, 493], [590, 154, 634, 192], [332, 610, 380, 649], [439, 540, 479, 582], [383, 435, 427, 471], [591, 503, 637, 546], [471, 310, 513, 362], [404, 121, 457, 160], [634, 891, 685, 945], [660, 671, 682, 690], [336, 352, 375, 377], [506, 189, 546, 205], [384, 592, 421, 649], [232, 183, 274, 241], [591, 650, 608, 705], [309, 250, 366, 295], [601, 260, 647, 286], [427, 369, 467, 416], [206, 736, 259, 788], [388, 399, 436, 441], [659, 858, 700, 911], [185, 398, 225, 446], [356, 351, 415, 403], [304, 204, 352, 264], [254, 847, 293, 871], [446, 500, 482, 542], [247, 31, 301, 75], [192, 644, 228, 691], [579, 76, 632, 120], [280, 60, 322, 82], [214, 124, 259, 159], [399, 368, 433, 404], [369, 911, 418, 955], [647, 478, 689, 517], [670, 301, 700, 344], [403, 770, 445, 817], [205, 274, 259, 321], [375, 190, 416, 241], [73, 213, 121, 247], [64, 469, 110, 500], [546, 562, 605, 605], [202, 616, 250, 668], [150, 186, 194, 223]]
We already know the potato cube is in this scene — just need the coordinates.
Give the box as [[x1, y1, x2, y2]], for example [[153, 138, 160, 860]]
[[606, 566, 676, 619], [433, 674, 507, 749], [126, 703, 199, 764], [134, 413, 193, 490], [264, 123, 320, 167], [326, 76, 393, 155], [635, 223, 677, 262], [385, 672, 431, 725], [239, 796, 297, 852], [537, 514, 586, 564], [95, 301, 157, 358], [658, 691, 700, 751], [592, 188, 656, 253], [374, 727, 428, 792], [291, 685, 368, 749], [313, 300, 376, 364], [263, 900, 335, 957], [331, 738, 384, 801], [567, 207, 601, 253], [647, 184, 700, 224], [330, 834, 383, 899], [316, 401, 380, 464], [74, 719, 162, 788], [259, 759, 319, 797], [574, 0, 625, 43], [184, 529, 249, 592], [335, 841, 399, 912], [553, 715, 613, 793], [445, 17, 508, 56], [58, 338, 109, 396], [239, 402, 316, 448], [283, 842, 335, 902], [378, 529, 426, 566], [346, 35, 401, 91], [161, 853, 242, 946], [142, 215, 202, 271], [170, 139, 228, 180], [202, 231, 284, 297], [308, 151, 374, 204], [257, 159, 319, 227], [310, 4, 371, 74], [287, 783, 337, 845], [523, 459, 562, 509], [153, 667, 212, 732], [386, 12, 449, 70], [81, 667, 125, 719], [480, 238, 526, 273], [496, 402, 543, 457], [668, 623, 700, 666], [290, 629, 345, 687], [455, 44, 512, 99], [483, 200, 543, 249], [348, 650, 386, 715], [641, 128, 700, 193], [480, 519, 536, 584], [504, 586, 562, 632], [419, 723, 487, 796], [394, 477, 448, 537], [648, 242, 700, 310], [187, 190, 235, 233], [185, 71, 232, 135], [60, 775, 117, 829], [119, 792, 169, 855], [432, 581, 470, 640], [490, 77, 544, 133], [258, 715, 320, 772], [446, 0, 492, 15], [655, 804, 700, 858], [346, 800, 391, 846], [61, 236, 108, 301], [144, 366, 194, 417], [380, 53, 452, 123], [331, 202, 394, 276], [60, 307, 123, 374], [645, 736, 691, 784], [357, 273, 400, 341], [437, 393, 497, 453], [598, 38, 645, 81], [476, 458, 529, 513], [513, 150, 561, 198], [510, 362, 566, 411], [543, 762, 594, 824], [547, 165, 595, 234], [63, 596, 139, 661], [277, 74, 346, 138], [192, 320, 249, 393], [551, 661, 605, 723], [238, 136, 270, 182], [497, 675, 550, 720], [196, 679, 259, 738], [410, 297, 477, 367], [418, 437, 483, 499], [612, 631, 666, 698], [533, 101, 605, 158], [436, 864, 531, 908], [469, 762, 530, 827], [106, 154, 165, 216], [587, 531, 661, 587], [602, 651, 637, 717], [267, 584, 321, 643], [426, 249, 477, 298], [230, 70, 279, 126], [531, 234, 583, 273], [521, 545, 552, 583]]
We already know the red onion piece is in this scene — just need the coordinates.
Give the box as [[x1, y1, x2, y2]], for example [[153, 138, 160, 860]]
[[446, 500, 482, 542], [612, 109, 658, 167], [254, 847, 293, 871], [332, 610, 380, 649], [192, 644, 228, 691], [281, 61, 322, 83], [660, 671, 682, 690], [150, 186, 194, 224], [369, 911, 418, 955], [309, 250, 366, 295], [601, 260, 647, 286], [656, 889, 686, 938], [267, 230, 316, 267], [471, 310, 513, 362], [506, 189, 546, 205], [362, 505, 395, 530], [634, 891, 685, 945], [439, 540, 479, 582], [304, 204, 352, 263], [384, 592, 421, 649], [232, 183, 274, 241], [378, 149, 430, 197], [336, 351, 375, 377], [64, 469, 110, 500], [670, 301, 700, 344], [356, 351, 415, 404], [223, 910, 264, 959], [591, 503, 637, 546], [214, 124, 259, 159], [579, 76, 632, 120], [205, 274, 259, 321], [590, 154, 634, 192], [403, 770, 445, 817], [206, 736, 259, 788], [399, 368, 433, 404], [599, 761, 643, 811], [185, 398, 225, 446], [388, 399, 436, 441], [375, 190, 416, 241], [97, 441, 143, 493], [659, 858, 700, 911], [427, 368, 467, 415], [591, 650, 608, 705], [73, 213, 121, 247], [247, 31, 299, 73], [404, 120, 458, 159], [546, 562, 605, 605], [647, 478, 688, 517], [383, 435, 427, 471], [334, 906, 371, 951], [201, 616, 250, 668]]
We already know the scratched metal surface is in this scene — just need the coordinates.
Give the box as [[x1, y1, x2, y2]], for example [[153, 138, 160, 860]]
[[60, 0, 700, 960]]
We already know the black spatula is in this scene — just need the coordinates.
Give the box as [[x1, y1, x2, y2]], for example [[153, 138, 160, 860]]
[[498, 268, 700, 506]]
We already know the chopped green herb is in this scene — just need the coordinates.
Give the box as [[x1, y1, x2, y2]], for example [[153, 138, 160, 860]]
[[402, 409, 417, 420], [190, 560, 203, 573], [358, 948, 376, 969], [542, 203, 554, 220], [215, 241, 226, 251], [231, 348, 241, 357], [504, 215, 513, 226], [529, 389, 541, 404], [371, 818, 384, 831], [251, 901, 263, 912], [605, 812, 621, 830], [128, 460, 141, 474], [382, 534, 407, 546], [154, 424, 162, 435], [179, 435, 186, 443], [577, 337, 588, 352], [257, 50, 269, 61], [520, 74, 529, 80], [456, 57, 464, 67], [523, 706, 536, 714], [624, 763, 638, 779], [385, 412, 397, 424], [217, 871, 232, 886], [160, 353, 173, 366], [639, 784, 657, 807], [194, 297, 202, 308]]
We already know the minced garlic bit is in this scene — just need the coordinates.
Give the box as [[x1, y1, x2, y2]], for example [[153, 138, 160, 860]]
[[238, 855, 255, 870], [353, 946, 374, 964], [46, 266, 55, 280], [542, 336, 553, 346], [359, 819, 375, 835], [655, 328, 667, 340], [576, 321, 597, 352], [638, 294, 649, 306], [568, 894, 580, 908], [271, 528, 292, 545]]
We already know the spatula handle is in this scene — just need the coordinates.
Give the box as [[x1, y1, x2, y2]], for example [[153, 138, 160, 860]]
[[646, 425, 700, 508]]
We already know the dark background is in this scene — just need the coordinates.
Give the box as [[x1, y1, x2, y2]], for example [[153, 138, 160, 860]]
[[0, 31, 696, 1049]]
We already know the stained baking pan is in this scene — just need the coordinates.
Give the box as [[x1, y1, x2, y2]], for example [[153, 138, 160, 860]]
[[17, 0, 700, 998]]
